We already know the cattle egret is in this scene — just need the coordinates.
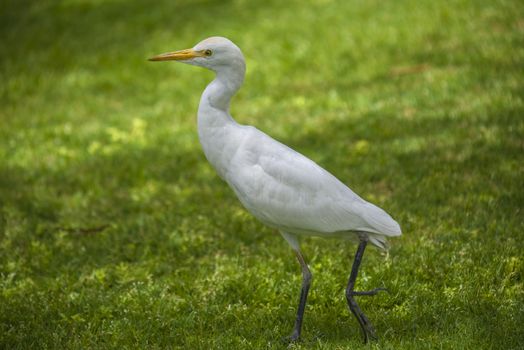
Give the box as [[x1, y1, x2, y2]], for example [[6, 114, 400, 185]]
[[149, 37, 401, 343]]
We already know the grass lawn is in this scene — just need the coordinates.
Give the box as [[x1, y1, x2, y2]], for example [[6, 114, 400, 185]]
[[1, 0, 523, 348]]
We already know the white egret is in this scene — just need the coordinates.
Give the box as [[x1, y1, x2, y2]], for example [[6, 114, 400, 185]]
[[149, 37, 401, 343]]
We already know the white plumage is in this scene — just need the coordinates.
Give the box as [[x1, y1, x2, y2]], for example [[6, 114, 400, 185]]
[[225, 126, 400, 248], [150, 36, 401, 343]]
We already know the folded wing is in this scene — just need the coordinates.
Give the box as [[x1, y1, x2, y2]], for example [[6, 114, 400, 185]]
[[225, 127, 401, 238]]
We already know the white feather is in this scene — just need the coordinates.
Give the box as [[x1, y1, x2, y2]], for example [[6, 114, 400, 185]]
[[150, 37, 402, 341], [168, 37, 401, 249]]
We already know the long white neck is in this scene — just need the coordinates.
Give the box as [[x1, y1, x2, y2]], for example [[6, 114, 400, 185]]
[[198, 65, 244, 118], [197, 63, 246, 178]]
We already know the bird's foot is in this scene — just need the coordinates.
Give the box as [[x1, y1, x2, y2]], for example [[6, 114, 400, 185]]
[[347, 297, 378, 343], [346, 290, 383, 343], [282, 330, 301, 344], [359, 316, 378, 343]]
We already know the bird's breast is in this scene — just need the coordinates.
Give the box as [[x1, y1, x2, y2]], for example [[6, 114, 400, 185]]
[[197, 121, 248, 180]]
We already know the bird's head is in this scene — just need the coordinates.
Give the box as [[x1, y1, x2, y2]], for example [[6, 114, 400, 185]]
[[149, 36, 245, 73]]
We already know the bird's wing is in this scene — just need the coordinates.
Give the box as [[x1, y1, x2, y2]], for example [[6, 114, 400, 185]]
[[224, 126, 401, 237]]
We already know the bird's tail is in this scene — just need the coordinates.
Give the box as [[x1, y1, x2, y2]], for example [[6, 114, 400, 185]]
[[368, 234, 389, 251], [361, 202, 402, 237]]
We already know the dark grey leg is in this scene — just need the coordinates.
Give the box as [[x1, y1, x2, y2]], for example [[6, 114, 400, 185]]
[[345, 239, 386, 343], [288, 249, 312, 341]]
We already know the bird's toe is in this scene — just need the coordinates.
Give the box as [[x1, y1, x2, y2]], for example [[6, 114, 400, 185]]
[[282, 331, 301, 344], [351, 286, 389, 296]]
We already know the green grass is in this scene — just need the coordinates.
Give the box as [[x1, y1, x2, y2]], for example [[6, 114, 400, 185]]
[[1, 0, 523, 348]]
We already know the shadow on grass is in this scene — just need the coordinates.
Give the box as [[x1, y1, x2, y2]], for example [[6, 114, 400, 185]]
[[0, 0, 286, 74]]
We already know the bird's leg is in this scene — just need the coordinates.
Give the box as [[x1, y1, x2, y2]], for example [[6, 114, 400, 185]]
[[288, 249, 312, 342], [345, 238, 386, 343], [279, 232, 312, 342]]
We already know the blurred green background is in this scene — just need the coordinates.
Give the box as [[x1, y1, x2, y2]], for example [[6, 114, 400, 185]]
[[1, 0, 523, 348]]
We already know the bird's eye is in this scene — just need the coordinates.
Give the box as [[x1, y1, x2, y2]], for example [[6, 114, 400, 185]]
[[204, 49, 213, 56]]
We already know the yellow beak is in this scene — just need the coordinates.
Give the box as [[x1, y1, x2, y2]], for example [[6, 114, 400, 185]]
[[148, 48, 204, 62]]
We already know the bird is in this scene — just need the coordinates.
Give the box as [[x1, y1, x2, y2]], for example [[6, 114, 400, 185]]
[[149, 36, 401, 343]]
